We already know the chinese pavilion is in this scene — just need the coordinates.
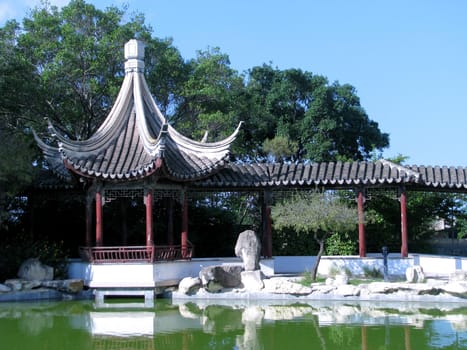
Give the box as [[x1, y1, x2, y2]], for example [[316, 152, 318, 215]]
[[35, 40, 467, 262], [35, 39, 242, 262]]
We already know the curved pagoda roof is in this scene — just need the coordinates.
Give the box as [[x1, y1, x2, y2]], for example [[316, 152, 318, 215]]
[[35, 39, 242, 182]]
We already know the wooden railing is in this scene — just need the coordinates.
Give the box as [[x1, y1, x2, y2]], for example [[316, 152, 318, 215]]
[[79, 243, 193, 263]]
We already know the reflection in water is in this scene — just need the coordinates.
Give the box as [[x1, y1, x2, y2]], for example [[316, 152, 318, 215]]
[[90, 312, 155, 337], [0, 300, 467, 349]]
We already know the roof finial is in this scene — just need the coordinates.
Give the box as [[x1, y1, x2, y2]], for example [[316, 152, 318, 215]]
[[124, 39, 145, 73]]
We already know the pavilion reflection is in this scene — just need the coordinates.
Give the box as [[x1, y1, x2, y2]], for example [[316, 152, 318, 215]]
[[0, 300, 466, 350], [80, 300, 467, 350]]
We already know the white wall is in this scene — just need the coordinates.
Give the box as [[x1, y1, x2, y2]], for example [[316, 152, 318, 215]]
[[67, 254, 466, 287], [68, 258, 274, 288], [274, 254, 411, 277]]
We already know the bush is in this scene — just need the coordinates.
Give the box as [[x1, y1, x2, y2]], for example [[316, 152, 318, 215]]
[[325, 232, 356, 255], [328, 263, 352, 277], [362, 265, 383, 279]]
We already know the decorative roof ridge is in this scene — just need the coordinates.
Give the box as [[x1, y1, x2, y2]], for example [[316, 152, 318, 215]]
[[33, 128, 58, 154], [47, 73, 135, 153], [133, 67, 243, 156], [168, 120, 243, 151], [379, 159, 421, 181], [133, 72, 159, 156]]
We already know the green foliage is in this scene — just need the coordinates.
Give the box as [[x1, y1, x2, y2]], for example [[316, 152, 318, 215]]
[[188, 204, 238, 257], [272, 227, 318, 256], [328, 264, 352, 278], [272, 191, 357, 280], [272, 191, 357, 235], [176, 47, 245, 142], [325, 232, 356, 255], [17, 0, 153, 140], [262, 135, 298, 161], [365, 189, 467, 252], [362, 265, 383, 279], [244, 65, 389, 162]]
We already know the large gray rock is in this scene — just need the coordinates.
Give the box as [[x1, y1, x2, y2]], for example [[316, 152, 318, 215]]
[[263, 277, 312, 295], [334, 284, 360, 297], [178, 277, 201, 295], [449, 270, 467, 282], [234, 230, 261, 271], [199, 265, 243, 292], [241, 270, 264, 291], [17, 258, 53, 281], [4, 279, 23, 291], [406, 266, 425, 283], [0, 284, 12, 293]]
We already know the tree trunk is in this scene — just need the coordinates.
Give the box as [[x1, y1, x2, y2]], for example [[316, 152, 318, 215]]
[[310, 231, 331, 281]]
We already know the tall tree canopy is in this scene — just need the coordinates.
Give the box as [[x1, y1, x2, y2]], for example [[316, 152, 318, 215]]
[[243, 65, 389, 162]]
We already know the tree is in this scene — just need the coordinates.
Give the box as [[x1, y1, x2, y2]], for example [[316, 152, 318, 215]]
[[272, 192, 357, 281], [244, 64, 389, 162], [15, 0, 155, 140], [0, 20, 39, 228], [174, 47, 245, 142]]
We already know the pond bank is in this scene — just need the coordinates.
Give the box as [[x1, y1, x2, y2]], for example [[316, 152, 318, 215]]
[[2, 276, 467, 303], [0, 288, 92, 302], [171, 275, 467, 304]]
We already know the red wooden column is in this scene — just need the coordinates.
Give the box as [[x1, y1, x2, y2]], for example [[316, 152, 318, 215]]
[[181, 192, 189, 258], [95, 190, 103, 247], [85, 194, 93, 246], [145, 188, 154, 247], [400, 188, 408, 257], [357, 189, 366, 257]]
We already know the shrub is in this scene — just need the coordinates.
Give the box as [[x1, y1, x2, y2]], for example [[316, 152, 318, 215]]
[[328, 263, 352, 277], [362, 265, 383, 279]]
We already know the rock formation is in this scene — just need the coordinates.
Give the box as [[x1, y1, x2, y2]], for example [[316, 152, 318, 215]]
[[235, 230, 261, 271], [17, 258, 54, 281]]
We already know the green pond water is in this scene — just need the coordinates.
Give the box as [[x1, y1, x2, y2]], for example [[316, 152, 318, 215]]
[[1, 298, 466, 350]]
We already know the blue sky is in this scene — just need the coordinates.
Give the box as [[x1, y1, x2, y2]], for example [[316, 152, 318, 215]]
[[1, 0, 467, 167]]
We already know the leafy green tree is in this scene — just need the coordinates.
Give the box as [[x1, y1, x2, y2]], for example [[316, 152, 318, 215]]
[[16, 0, 153, 140], [174, 47, 245, 142], [272, 192, 357, 280], [244, 64, 389, 162], [144, 37, 190, 116], [0, 20, 40, 227], [262, 135, 298, 162]]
